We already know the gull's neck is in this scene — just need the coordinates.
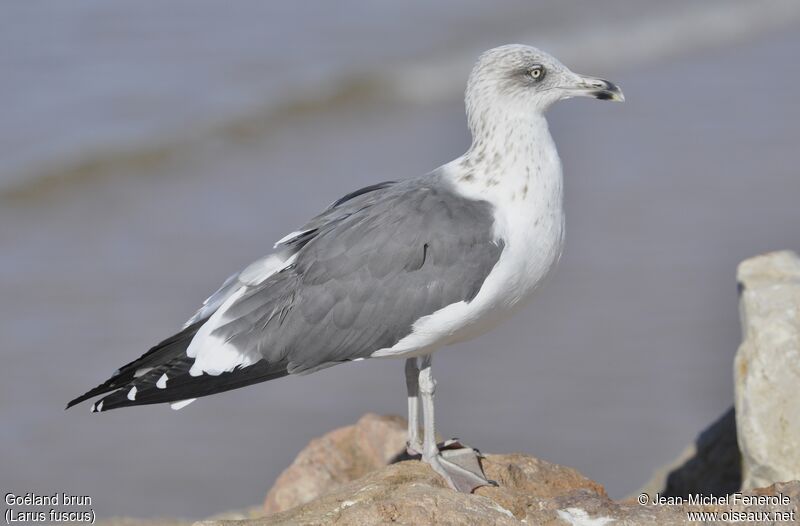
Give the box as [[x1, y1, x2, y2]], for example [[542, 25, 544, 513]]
[[446, 111, 563, 210], [444, 108, 567, 308]]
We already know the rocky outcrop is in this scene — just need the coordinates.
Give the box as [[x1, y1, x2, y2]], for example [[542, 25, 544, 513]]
[[735, 251, 800, 489], [194, 414, 798, 525], [263, 414, 408, 514], [213, 474, 799, 525], [95, 410, 800, 526], [637, 251, 800, 499], [241, 454, 614, 526]]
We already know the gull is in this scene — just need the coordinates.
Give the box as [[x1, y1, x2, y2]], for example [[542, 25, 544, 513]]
[[67, 44, 623, 492]]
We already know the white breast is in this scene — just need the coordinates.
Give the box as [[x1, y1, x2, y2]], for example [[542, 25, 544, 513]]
[[373, 116, 565, 358]]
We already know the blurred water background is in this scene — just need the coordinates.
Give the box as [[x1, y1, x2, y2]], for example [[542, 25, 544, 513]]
[[2, 0, 800, 519]]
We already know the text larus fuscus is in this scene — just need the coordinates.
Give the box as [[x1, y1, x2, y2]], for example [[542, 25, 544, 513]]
[[68, 44, 623, 492]]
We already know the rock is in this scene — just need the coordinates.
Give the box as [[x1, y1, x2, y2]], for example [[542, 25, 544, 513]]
[[242, 414, 798, 525], [735, 251, 800, 489], [263, 413, 408, 514], [200, 441, 799, 525], [213, 452, 609, 526], [636, 407, 741, 497]]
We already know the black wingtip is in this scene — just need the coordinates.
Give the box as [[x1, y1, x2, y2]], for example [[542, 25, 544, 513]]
[[65, 397, 83, 411], [66, 395, 102, 413], [65, 321, 209, 412], [65, 386, 105, 410]]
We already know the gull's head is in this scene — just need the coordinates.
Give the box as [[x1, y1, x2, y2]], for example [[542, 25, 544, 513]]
[[466, 44, 623, 125]]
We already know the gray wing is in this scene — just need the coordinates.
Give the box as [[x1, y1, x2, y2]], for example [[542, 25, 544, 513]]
[[210, 175, 504, 374], [70, 176, 504, 412], [182, 182, 399, 328]]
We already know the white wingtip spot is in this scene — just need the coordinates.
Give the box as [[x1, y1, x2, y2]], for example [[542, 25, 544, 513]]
[[127, 386, 138, 401], [95, 400, 104, 412], [156, 373, 168, 389], [90, 402, 96, 413], [170, 398, 196, 410]]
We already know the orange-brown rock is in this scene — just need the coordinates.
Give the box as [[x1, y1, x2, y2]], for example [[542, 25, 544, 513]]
[[205, 460, 799, 526], [263, 413, 408, 514], [202, 414, 796, 526], [215, 453, 610, 526], [101, 414, 799, 526]]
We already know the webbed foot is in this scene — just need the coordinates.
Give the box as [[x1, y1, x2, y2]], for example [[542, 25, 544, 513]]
[[423, 439, 497, 493]]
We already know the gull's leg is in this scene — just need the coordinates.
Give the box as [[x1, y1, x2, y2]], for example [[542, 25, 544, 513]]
[[405, 357, 423, 456], [418, 354, 494, 492]]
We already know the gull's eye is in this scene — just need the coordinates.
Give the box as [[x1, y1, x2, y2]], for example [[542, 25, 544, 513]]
[[529, 65, 545, 81]]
